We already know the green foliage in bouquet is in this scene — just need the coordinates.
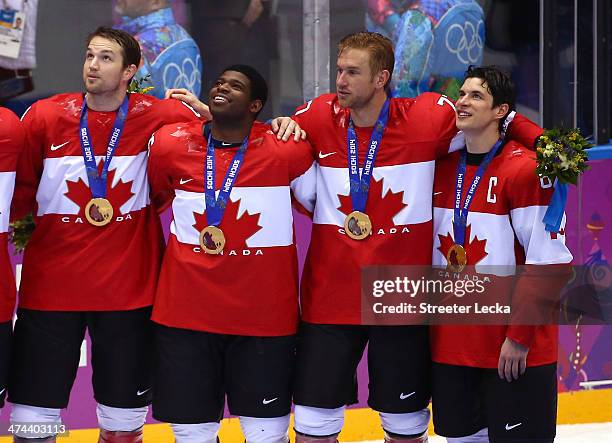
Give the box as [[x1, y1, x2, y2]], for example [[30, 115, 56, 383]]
[[128, 74, 154, 95], [536, 128, 592, 185], [9, 213, 35, 254]]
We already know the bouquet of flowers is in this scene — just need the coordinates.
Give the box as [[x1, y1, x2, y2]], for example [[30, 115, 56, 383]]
[[536, 128, 592, 232], [535, 128, 591, 185], [9, 213, 35, 254]]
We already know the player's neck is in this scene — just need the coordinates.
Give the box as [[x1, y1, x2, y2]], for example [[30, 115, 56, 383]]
[[350, 91, 388, 127], [465, 125, 501, 154], [210, 118, 253, 144], [85, 89, 128, 112]]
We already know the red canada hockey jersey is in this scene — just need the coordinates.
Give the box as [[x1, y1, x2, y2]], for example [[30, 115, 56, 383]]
[[293, 92, 541, 325], [148, 120, 316, 336], [12, 93, 200, 312], [294, 93, 462, 324], [430, 141, 573, 368], [0, 108, 24, 322]]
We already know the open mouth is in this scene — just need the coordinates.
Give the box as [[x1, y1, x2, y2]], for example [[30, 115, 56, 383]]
[[212, 94, 230, 104]]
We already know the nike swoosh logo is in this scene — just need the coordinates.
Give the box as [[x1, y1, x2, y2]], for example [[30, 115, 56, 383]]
[[505, 423, 522, 431], [262, 397, 278, 405], [318, 151, 336, 159], [399, 391, 415, 400], [136, 388, 151, 396], [50, 141, 70, 151], [0, 388, 5, 395], [433, 192, 443, 196], [179, 178, 193, 185]]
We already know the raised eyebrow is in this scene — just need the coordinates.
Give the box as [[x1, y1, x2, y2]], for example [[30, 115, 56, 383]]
[[215, 77, 247, 88], [229, 79, 247, 88], [86, 47, 116, 55]]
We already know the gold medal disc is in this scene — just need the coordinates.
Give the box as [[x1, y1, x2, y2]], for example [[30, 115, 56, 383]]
[[199, 225, 226, 255], [344, 211, 372, 240], [85, 198, 114, 227], [446, 243, 468, 273]]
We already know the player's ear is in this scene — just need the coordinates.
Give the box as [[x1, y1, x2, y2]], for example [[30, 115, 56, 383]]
[[123, 64, 138, 83], [495, 103, 509, 120], [375, 70, 390, 90], [249, 99, 263, 116]]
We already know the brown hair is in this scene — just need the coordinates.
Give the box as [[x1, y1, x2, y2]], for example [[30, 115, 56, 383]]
[[337, 32, 394, 86], [86, 26, 141, 69]]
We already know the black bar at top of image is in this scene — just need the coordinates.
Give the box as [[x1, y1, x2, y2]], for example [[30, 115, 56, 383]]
[[594, 0, 610, 145]]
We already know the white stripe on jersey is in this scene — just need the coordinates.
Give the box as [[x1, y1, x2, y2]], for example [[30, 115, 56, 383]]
[[290, 162, 317, 213], [170, 186, 295, 247], [0, 171, 16, 232], [314, 161, 435, 226], [295, 100, 312, 115], [433, 206, 573, 272], [510, 205, 573, 265], [36, 152, 150, 216], [433, 207, 517, 275], [449, 131, 466, 153]]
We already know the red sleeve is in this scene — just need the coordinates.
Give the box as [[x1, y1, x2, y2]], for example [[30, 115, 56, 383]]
[[11, 103, 44, 221], [286, 138, 315, 181], [284, 138, 316, 216], [505, 154, 572, 347], [413, 93, 460, 159], [158, 98, 204, 126], [506, 264, 571, 348], [0, 108, 24, 172], [147, 128, 176, 213], [505, 112, 543, 150], [292, 95, 335, 142]]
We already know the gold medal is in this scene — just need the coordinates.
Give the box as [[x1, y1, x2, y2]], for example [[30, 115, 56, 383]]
[[447, 243, 468, 273], [84, 198, 114, 227], [344, 211, 372, 240], [199, 225, 226, 255]]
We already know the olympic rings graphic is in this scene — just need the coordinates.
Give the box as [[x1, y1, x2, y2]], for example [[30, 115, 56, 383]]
[[163, 55, 202, 94], [445, 19, 484, 65]]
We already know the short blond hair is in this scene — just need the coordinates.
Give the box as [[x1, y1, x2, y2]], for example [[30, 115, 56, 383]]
[[338, 32, 394, 86]]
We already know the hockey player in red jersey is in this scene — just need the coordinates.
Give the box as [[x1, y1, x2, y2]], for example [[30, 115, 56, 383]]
[[430, 66, 572, 442], [147, 65, 316, 443], [0, 109, 24, 411], [268, 33, 543, 443], [8, 27, 204, 443]]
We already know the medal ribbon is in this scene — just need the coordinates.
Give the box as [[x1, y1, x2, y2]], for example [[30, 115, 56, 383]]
[[78, 95, 129, 199], [346, 98, 390, 213], [453, 139, 504, 246], [204, 132, 249, 227]]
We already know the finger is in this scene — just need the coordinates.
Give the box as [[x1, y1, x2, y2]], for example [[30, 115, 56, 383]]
[[271, 118, 280, 133], [512, 358, 520, 380], [278, 119, 290, 140], [170, 93, 188, 101], [282, 121, 296, 142], [165, 88, 188, 99], [290, 123, 302, 142], [519, 356, 527, 376], [504, 358, 513, 382], [498, 356, 505, 380], [300, 129, 307, 140]]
